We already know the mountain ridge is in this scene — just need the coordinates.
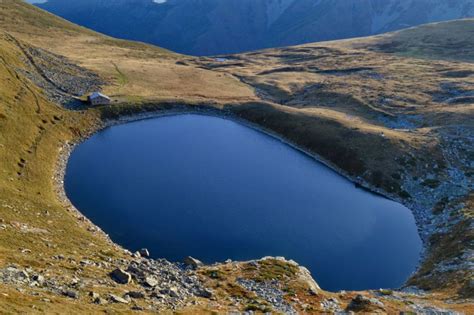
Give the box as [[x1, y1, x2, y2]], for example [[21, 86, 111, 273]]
[[35, 0, 474, 55]]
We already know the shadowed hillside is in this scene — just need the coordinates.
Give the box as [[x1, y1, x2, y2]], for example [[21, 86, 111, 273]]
[[35, 0, 474, 55], [361, 18, 474, 62]]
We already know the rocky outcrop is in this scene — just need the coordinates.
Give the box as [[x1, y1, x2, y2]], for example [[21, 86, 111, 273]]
[[110, 268, 132, 284], [6, 33, 103, 107], [183, 256, 204, 269]]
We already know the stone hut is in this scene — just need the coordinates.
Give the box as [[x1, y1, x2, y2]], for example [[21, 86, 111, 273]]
[[88, 92, 111, 106]]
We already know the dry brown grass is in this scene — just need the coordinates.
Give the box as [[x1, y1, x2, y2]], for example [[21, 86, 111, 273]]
[[0, 1, 255, 106]]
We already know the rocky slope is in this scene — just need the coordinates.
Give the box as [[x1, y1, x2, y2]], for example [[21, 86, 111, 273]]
[[34, 0, 474, 55], [0, 0, 473, 313]]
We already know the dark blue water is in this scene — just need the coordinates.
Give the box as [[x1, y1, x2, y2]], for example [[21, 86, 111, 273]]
[[65, 114, 422, 291]]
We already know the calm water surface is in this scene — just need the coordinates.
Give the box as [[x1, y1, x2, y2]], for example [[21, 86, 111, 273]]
[[65, 114, 422, 291]]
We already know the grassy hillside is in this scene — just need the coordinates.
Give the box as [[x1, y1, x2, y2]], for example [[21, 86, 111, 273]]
[[358, 19, 474, 63], [0, 0, 472, 313], [0, 1, 254, 105], [0, 31, 130, 313]]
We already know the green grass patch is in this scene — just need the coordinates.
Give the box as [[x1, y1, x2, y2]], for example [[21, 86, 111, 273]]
[[112, 62, 129, 86]]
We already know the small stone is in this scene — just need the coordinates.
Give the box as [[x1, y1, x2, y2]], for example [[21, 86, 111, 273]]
[[167, 287, 179, 298], [308, 288, 318, 296], [17, 270, 29, 281], [132, 251, 141, 258], [89, 291, 100, 299], [110, 294, 130, 304], [144, 276, 159, 287], [248, 261, 258, 267], [150, 292, 166, 299], [32, 274, 45, 285], [138, 248, 150, 258], [131, 305, 144, 311], [111, 268, 132, 284], [63, 290, 79, 299], [346, 294, 384, 312], [94, 297, 107, 305], [195, 287, 213, 298], [183, 256, 203, 269], [127, 291, 145, 299]]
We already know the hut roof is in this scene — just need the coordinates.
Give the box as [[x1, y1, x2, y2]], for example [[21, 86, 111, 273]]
[[89, 92, 110, 100]]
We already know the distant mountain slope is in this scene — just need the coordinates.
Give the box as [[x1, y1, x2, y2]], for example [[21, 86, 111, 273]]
[[366, 19, 474, 63], [35, 0, 474, 55]]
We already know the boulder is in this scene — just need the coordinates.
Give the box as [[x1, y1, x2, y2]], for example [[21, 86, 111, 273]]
[[183, 256, 203, 269], [63, 290, 79, 299], [110, 268, 132, 284], [32, 274, 45, 285], [346, 294, 384, 312], [89, 291, 100, 300], [159, 287, 179, 298], [93, 297, 107, 305], [17, 270, 29, 281], [195, 287, 213, 298], [127, 291, 145, 299], [132, 251, 141, 258], [144, 276, 159, 287], [308, 287, 318, 296], [109, 294, 130, 304], [139, 248, 150, 258], [297, 266, 320, 295]]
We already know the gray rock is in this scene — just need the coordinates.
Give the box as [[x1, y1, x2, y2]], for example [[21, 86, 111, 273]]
[[237, 278, 296, 314], [150, 292, 166, 299], [32, 274, 44, 285], [17, 270, 29, 281], [63, 290, 79, 299], [321, 297, 341, 312], [89, 291, 100, 299], [167, 287, 179, 298], [183, 256, 203, 269], [346, 294, 384, 312], [296, 265, 320, 294], [308, 288, 318, 296], [127, 291, 145, 299], [139, 248, 150, 258], [94, 297, 107, 305], [111, 268, 132, 284], [195, 287, 213, 298], [110, 294, 130, 304], [131, 305, 144, 311], [145, 276, 159, 287]]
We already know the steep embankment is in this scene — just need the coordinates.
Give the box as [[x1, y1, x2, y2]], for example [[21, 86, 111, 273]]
[[0, 1, 472, 313]]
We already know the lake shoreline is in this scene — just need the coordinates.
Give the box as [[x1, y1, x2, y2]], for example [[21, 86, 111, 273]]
[[53, 105, 427, 291]]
